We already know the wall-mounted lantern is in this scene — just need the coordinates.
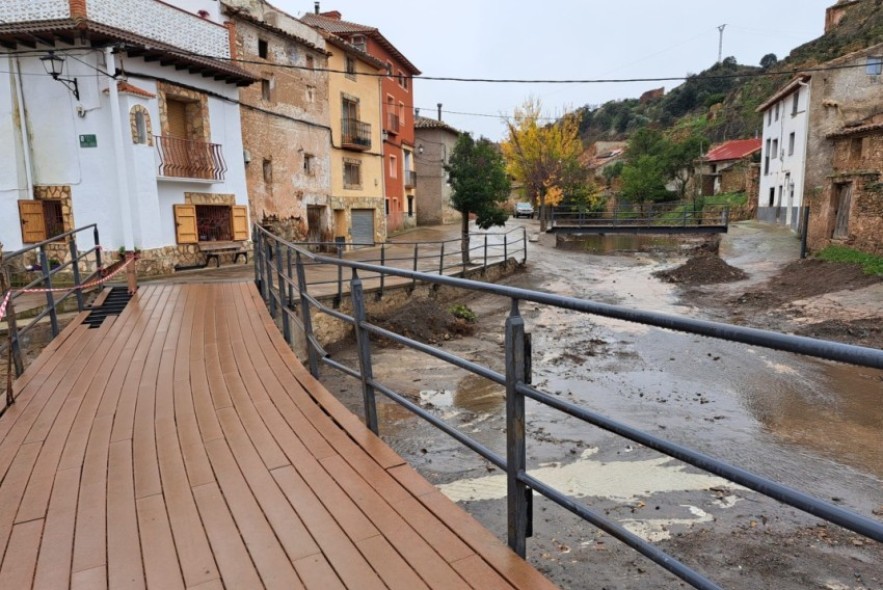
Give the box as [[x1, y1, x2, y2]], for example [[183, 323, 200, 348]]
[[40, 51, 80, 101]]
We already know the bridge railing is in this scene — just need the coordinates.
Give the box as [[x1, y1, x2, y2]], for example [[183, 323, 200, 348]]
[[257, 227, 527, 308], [550, 207, 729, 229], [253, 223, 883, 590], [1, 225, 104, 409]]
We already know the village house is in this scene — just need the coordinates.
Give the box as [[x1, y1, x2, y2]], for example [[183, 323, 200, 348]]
[[803, 42, 883, 254], [0, 0, 255, 274], [756, 76, 811, 231], [697, 139, 762, 199], [581, 141, 628, 195], [302, 6, 421, 236], [301, 27, 386, 246], [414, 113, 461, 226], [222, 1, 333, 243]]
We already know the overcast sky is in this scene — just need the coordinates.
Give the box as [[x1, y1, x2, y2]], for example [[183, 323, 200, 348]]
[[274, 0, 834, 140]]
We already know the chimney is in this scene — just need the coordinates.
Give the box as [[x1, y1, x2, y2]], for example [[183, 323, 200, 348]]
[[415, 108, 420, 118], [314, 2, 320, 14], [437, 103, 442, 121]]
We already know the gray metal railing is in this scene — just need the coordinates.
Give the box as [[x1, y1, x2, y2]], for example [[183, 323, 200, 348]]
[[551, 206, 730, 231], [252, 224, 883, 590], [1, 225, 104, 408]]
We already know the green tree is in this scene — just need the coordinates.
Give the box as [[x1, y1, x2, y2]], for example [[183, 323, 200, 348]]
[[620, 154, 668, 215], [760, 53, 778, 69], [445, 133, 511, 265], [664, 134, 705, 199]]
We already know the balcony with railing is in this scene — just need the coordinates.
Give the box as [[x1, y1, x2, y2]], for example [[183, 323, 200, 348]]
[[155, 135, 227, 181], [405, 170, 417, 189], [341, 118, 372, 151], [386, 111, 400, 135]]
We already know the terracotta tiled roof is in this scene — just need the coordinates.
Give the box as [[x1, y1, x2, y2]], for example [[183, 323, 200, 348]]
[[756, 75, 811, 113], [117, 81, 155, 98], [702, 139, 762, 163], [301, 11, 420, 75], [319, 31, 386, 71], [0, 20, 256, 86], [414, 116, 459, 134]]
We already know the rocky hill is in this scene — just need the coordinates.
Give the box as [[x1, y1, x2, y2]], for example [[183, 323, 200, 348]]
[[575, 0, 883, 147]]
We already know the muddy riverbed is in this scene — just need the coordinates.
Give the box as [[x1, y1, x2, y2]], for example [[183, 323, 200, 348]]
[[320, 220, 883, 590]]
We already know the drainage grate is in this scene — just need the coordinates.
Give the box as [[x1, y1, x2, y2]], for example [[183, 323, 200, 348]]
[[84, 286, 133, 328]]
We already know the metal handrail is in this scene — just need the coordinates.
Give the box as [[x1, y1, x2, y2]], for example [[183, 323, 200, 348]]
[[155, 135, 227, 181], [1, 224, 104, 392], [550, 206, 730, 229], [252, 224, 883, 590]]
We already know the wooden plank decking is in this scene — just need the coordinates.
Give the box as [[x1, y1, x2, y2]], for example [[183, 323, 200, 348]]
[[0, 283, 556, 590]]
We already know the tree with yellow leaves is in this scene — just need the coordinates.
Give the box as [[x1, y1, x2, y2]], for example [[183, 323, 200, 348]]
[[502, 98, 592, 231]]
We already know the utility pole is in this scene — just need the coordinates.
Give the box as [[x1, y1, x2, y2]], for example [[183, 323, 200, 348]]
[[717, 24, 727, 64]]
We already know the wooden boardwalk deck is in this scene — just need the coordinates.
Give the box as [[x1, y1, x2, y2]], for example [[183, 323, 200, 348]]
[[0, 283, 556, 590]]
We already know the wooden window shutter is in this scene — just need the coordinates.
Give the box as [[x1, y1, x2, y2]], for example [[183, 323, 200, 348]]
[[18, 200, 47, 243], [232, 206, 249, 241], [166, 99, 188, 138], [173, 204, 199, 244]]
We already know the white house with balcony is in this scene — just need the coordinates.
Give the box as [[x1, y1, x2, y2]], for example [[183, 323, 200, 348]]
[[756, 74, 811, 232], [0, 0, 256, 273]]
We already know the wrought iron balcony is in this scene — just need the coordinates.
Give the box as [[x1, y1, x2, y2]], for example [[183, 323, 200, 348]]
[[341, 118, 372, 151], [405, 170, 417, 189], [155, 135, 227, 181], [386, 112, 400, 135]]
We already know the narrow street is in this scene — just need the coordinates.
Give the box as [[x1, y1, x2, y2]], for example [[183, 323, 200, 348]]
[[320, 218, 883, 590]]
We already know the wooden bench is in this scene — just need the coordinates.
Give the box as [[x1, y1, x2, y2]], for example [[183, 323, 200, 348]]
[[198, 241, 248, 267]]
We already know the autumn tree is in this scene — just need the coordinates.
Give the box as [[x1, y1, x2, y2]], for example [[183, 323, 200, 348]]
[[445, 133, 511, 265], [502, 99, 588, 231]]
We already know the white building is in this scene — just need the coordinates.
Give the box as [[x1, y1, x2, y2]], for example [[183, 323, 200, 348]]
[[756, 75, 811, 231], [0, 0, 255, 273]]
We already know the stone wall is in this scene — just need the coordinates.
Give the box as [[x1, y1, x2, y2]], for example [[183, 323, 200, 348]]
[[329, 195, 387, 246], [719, 160, 754, 194]]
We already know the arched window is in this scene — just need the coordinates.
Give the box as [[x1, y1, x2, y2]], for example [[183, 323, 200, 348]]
[[130, 106, 153, 145]]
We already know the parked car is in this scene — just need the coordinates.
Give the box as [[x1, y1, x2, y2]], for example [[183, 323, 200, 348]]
[[514, 202, 534, 218]]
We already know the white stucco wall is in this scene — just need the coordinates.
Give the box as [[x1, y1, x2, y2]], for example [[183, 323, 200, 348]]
[[758, 83, 811, 230], [0, 43, 250, 255]]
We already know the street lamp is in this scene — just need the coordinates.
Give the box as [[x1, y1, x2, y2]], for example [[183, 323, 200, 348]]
[[40, 51, 79, 101]]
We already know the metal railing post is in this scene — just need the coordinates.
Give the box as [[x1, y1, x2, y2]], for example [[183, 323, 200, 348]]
[[264, 238, 276, 318], [294, 251, 319, 377], [68, 236, 84, 312], [0, 266, 24, 378], [378, 244, 385, 298], [683, 209, 689, 227], [350, 269, 379, 434], [253, 227, 262, 291], [412, 243, 419, 291], [503, 233, 508, 263], [522, 227, 528, 264], [286, 247, 294, 309], [723, 207, 730, 227], [505, 299, 530, 557], [39, 246, 59, 337], [335, 242, 343, 309], [483, 235, 488, 273], [438, 242, 445, 275], [275, 239, 291, 344], [93, 225, 103, 274]]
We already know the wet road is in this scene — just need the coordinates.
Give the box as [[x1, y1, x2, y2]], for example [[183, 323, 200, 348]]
[[319, 219, 883, 589]]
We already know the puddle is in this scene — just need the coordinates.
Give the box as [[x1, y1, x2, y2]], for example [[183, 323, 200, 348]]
[[438, 448, 738, 503], [420, 373, 505, 414]]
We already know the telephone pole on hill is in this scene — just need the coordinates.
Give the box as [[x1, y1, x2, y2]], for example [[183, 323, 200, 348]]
[[717, 24, 727, 64]]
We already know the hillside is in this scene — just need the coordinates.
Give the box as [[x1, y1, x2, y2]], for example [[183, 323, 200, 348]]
[[575, 0, 883, 147]]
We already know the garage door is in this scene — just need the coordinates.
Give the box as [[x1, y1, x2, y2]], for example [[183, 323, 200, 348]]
[[351, 209, 375, 246]]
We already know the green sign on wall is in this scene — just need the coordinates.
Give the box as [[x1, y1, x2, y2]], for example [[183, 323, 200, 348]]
[[79, 134, 97, 148]]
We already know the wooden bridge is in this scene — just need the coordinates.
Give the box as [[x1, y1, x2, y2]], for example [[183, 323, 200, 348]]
[[0, 282, 554, 589]]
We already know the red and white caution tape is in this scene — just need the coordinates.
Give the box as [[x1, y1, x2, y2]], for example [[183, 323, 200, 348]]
[[0, 255, 135, 322]]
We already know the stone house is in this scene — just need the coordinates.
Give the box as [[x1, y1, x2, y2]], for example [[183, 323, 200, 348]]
[[0, 0, 255, 275], [756, 75, 811, 231], [801, 42, 883, 254], [697, 139, 762, 198], [414, 114, 461, 226], [223, 1, 333, 243], [302, 6, 421, 236]]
